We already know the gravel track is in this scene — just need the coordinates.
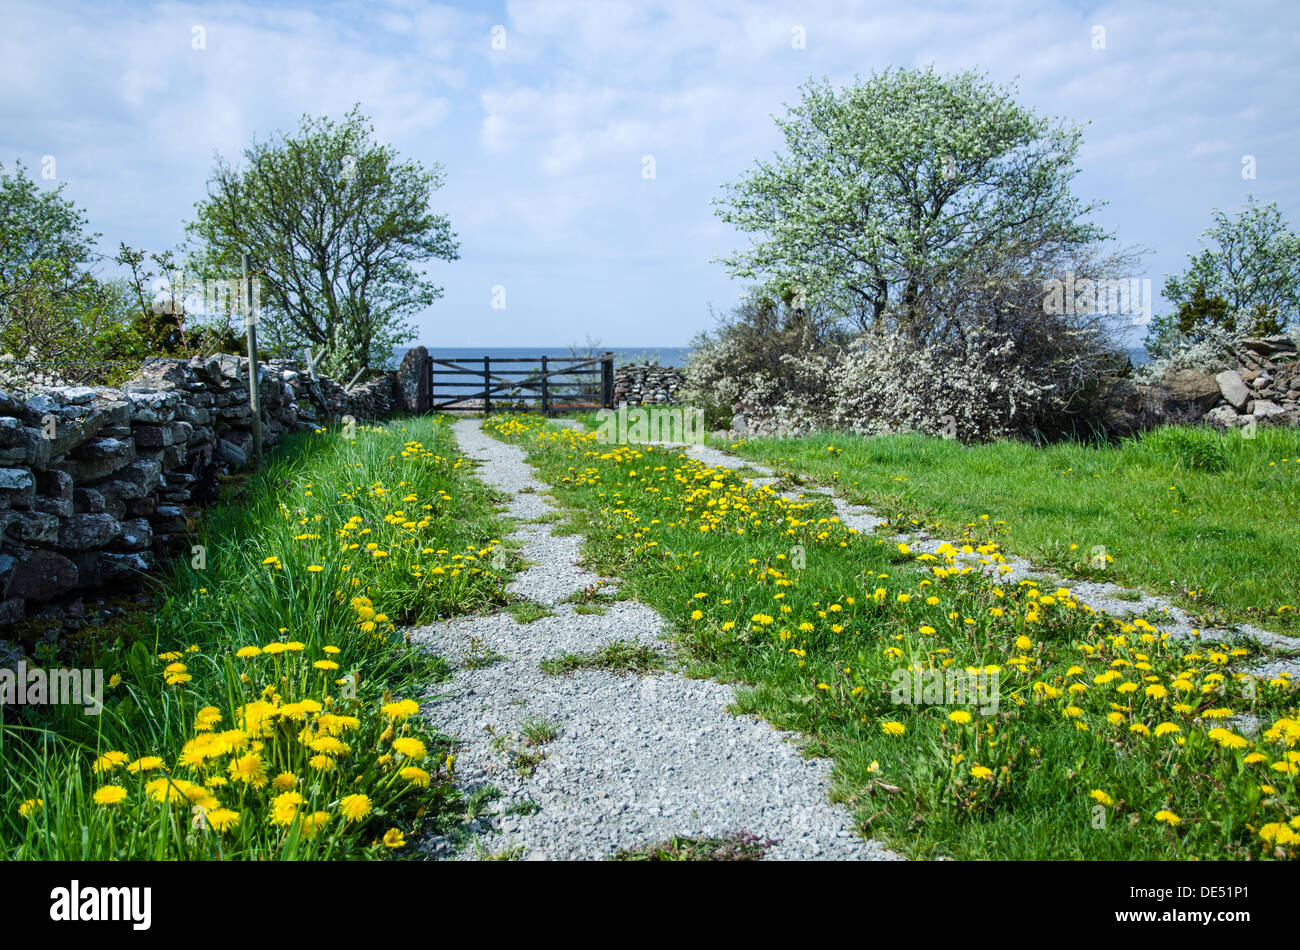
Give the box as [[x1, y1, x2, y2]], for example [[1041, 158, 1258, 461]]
[[410, 419, 899, 861]]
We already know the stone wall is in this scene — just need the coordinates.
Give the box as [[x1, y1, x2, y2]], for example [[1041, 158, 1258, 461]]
[[1096, 336, 1300, 435], [1202, 336, 1300, 429], [0, 354, 403, 631], [613, 363, 683, 406]]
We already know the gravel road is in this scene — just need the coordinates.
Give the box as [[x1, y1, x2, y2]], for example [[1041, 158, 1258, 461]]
[[410, 419, 899, 861]]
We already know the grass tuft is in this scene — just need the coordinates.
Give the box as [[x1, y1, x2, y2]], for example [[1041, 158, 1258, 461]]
[[612, 832, 772, 861], [539, 642, 666, 676]]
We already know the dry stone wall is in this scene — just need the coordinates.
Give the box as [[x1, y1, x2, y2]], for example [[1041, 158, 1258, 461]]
[[612, 363, 683, 406], [0, 354, 406, 631], [1097, 336, 1300, 435]]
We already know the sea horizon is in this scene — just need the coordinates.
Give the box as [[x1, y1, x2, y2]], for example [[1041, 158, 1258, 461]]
[[396, 345, 695, 368], [393, 343, 1149, 368]]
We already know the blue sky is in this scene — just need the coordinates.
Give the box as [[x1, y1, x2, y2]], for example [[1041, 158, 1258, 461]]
[[2, 0, 1297, 348]]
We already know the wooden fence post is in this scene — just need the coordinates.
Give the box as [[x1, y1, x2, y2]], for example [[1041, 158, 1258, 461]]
[[419, 350, 431, 413], [483, 355, 491, 414], [541, 355, 549, 415], [601, 352, 614, 408], [242, 253, 262, 465]]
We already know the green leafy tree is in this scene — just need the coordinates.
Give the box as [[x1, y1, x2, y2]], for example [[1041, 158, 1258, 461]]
[[112, 243, 242, 359], [186, 106, 458, 377], [714, 67, 1108, 339], [0, 159, 98, 293], [0, 160, 119, 374], [1161, 197, 1300, 338]]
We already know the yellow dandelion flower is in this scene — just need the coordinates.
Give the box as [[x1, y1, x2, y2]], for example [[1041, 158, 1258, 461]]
[[383, 828, 407, 849], [228, 753, 268, 787], [207, 808, 240, 833], [93, 750, 129, 774], [381, 699, 420, 721], [392, 737, 427, 759], [270, 791, 304, 826], [339, 793, 373, 823], [126, 756, 164, 774], [93, 786, 128, 806], [399, 766, 431, 788]]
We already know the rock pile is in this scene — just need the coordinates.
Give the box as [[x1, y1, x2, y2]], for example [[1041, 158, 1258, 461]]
[[612, 364, 683, 406], [0, 354, 403, 631], [1202, 337, 1300, 429], [1097, 336, 1300, 434]]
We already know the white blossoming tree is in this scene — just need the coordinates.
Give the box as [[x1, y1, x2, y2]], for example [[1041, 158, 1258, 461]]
[[704, 67, 1137, 440]]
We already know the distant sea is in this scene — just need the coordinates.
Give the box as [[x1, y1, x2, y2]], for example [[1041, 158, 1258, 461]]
[[395, 346, 692, 370], [393, 343, 1148, 370]]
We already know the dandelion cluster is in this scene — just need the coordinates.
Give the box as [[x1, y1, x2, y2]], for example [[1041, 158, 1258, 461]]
[[485, 412, 1299, 860]]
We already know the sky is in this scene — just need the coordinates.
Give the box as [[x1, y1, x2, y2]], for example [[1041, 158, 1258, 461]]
[[2, 0, 1297, 349]]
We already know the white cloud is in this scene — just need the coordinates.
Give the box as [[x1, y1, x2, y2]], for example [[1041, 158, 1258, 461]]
[[1, 0, 1297, 347]]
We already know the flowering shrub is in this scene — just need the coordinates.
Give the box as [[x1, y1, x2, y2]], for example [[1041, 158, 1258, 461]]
[[690, 326, 1100, 443], [1136, 319, 1238, 381], [681, 293, 848, 432], [685, 291, 1124, 442], [821, 329, 1069, 442]]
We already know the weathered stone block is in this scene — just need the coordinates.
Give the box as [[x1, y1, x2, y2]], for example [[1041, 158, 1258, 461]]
[[397, 345, 429, 412], [1215, 370, 1250, 410], [133, 424, 174, 448], [0, 468, 33, 492], [128, 391, 179, 423], [57, 513, 122, 551], [5, 549, 78, 602], [216, 438, 246, 468], [124, 496, 156, 518], [1160, 368, 1221, 415], [73, 487, 106, 513], [162, 444, 187, 469], [117, 518, 153, 552], [72, 437, 134, 459], [117, 459, 163, 495], [64, 446, 136, 481], [73, 551, 152, 588], [1, 510, 60, 544]]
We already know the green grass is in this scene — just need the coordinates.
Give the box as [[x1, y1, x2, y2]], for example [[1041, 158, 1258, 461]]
[[539, 641, 666, 676], [488, 726, 550, 777], [714, 425, 1300, 634], [484, 413, 1299, 861], [612, 832, 771, 861], [460, 635, 507, 669], [520, 716, 560, 745], [507, 601, 557, 623], [561, 582, 616, 615], [1, 416, 510, 859]]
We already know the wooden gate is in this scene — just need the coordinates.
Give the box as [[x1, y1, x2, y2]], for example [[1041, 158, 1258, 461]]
[[427, 353, 615, 413]]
